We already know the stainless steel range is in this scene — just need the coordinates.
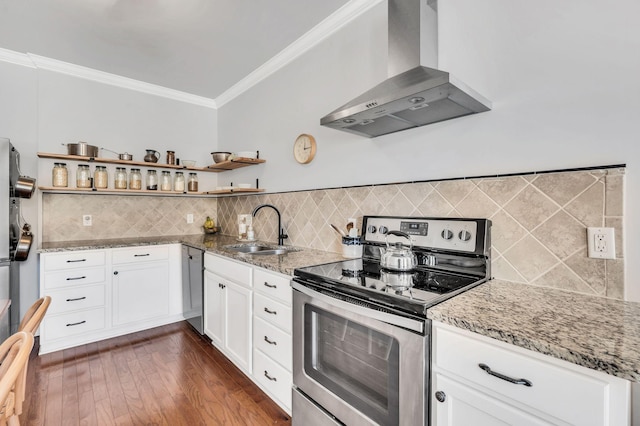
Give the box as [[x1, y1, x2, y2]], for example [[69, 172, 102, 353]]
[[292, 215, 491, 426]]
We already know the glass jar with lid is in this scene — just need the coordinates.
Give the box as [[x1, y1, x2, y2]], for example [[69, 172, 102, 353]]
[[129, 168, 142, 190], [94, 166, 108, 189], [173, 171, 185, 192], [146, 169, 158, 190], [52, 162, 68, 187], [160, 171, 172, 191], [76, 164, 91, 188], [187, 172, 199, 192], [114, 167, 127, 189]]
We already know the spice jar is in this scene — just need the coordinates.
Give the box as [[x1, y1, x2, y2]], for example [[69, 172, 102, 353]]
[[173, 171, 185, 192], [129, 168, 142, 190], [146, 170, 158, 190], [187, 172, 198, 192], [94, 166, 108, 189], [76, 164, 91, 188], [166, 150, 175, 165], [114, 167, 127, 189], [52, 163, 68, 187], [160, 171, 172, 191]]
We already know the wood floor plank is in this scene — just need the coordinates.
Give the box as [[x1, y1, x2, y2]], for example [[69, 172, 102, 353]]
[[23, 321, 291, 426]]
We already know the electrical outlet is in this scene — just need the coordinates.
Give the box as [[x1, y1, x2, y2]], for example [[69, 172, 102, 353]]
[[186, 213, 194, 224], [82, 215, 92, 226], [587, 227, 616, 259]]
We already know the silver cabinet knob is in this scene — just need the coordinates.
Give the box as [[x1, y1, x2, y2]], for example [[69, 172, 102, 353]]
[[435, 391, 446, 403]]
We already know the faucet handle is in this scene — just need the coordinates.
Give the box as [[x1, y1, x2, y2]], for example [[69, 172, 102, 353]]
[[280, 230, 289, 240]]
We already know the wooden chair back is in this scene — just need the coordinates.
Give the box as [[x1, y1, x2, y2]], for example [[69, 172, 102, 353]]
[[0, 332, 34, 426], [18, 296, 51, 335]]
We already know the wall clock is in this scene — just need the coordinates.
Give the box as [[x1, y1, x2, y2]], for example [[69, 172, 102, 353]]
[[293, 134, 317, 164]]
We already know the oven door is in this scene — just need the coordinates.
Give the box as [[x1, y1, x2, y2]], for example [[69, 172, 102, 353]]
[[292, 281, 428, 426]]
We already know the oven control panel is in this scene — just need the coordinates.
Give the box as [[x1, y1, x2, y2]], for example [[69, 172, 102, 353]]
[[363, 216, 486, 253]]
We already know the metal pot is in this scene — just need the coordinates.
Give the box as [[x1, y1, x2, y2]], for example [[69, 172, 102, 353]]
[[101, 147, 133, 161], [64, 142, 99, 157], [380, 230, 417, 271], [14, 223, 33, 261], [14, 175, 36, 198]]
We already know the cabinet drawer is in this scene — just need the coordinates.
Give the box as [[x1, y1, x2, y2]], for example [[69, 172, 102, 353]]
[[47, 284, 105, 315], [204, 254, 252, 287], [254, 293, 291, 333], [42, 250, 106, 271], [253, 350, 292, 410], [433, 323, 618, 426], [43, 308, 106, 341], [43, 267, 106, 290], [254, 317, 292, 371], [112, 245, 169, 264], [254, 268, 291, 305]]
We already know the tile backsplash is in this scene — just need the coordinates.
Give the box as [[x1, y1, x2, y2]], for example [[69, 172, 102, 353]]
[[42, 194, 217, 241], [42, 167, 625, 300]]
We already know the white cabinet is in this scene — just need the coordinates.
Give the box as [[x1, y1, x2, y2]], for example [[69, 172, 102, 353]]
[[204, 254, 253, 374], [39, 244, 183, 354], [251, 268, 293, 413], [431, 322, 630, 426], [111, 246, 170, 326]]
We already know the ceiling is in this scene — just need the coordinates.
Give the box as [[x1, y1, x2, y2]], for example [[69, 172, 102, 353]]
[[0, 0, 350, 100]]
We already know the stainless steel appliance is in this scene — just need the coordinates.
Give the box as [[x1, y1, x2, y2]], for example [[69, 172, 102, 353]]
[[292, 215, 491, 425], [182, 245, 204, 334], [320, 0, 491, 138]]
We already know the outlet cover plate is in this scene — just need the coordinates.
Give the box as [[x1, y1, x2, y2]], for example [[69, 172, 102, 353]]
[[587, 227, 616, 259]]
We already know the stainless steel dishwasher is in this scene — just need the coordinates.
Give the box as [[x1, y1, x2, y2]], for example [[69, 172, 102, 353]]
[[182, 245, 204, 334]]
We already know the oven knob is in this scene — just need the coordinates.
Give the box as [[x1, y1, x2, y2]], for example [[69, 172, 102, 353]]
[[441, 229, 453, 240], [367, 225, 377, 234], [379, 226, 388, 235], [435, 391, 446, 403], [459, 230, 472, 241]]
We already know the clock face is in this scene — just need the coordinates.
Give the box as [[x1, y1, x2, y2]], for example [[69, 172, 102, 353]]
[[293, 134, 316, 164]]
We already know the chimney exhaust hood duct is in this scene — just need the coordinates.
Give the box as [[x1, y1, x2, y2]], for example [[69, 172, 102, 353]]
[[321, 0, 491, 138]]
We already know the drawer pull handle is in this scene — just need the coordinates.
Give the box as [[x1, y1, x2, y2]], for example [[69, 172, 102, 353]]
[[264, 371, 277, 382], [264, 336, 277, 345], [66, 259, 86, 263], [264, 307, 277, 315], [478, 363, 532, 387], [66, 297, 87, 302], [66, 276, 86, 281], [66, 320, 87, 327], [263, 282, 277, 288], [134, 253, 150, 257]]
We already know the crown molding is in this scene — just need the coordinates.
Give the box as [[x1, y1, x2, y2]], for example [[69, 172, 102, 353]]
[[0, 48, 36, 68], [215, 0, 384, 107]]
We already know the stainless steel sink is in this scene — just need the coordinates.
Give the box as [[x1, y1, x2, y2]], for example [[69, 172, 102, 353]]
[[223, 244, 298, 255]]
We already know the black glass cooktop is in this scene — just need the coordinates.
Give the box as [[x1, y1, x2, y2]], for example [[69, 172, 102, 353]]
[[294, 258, 481, 317]]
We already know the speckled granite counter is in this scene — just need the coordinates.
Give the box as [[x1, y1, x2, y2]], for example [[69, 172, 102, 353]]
[[38, 234, 346, 276], [427, 279, 640, 382]]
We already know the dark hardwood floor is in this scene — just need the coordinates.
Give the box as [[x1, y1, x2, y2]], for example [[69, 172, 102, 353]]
[[23, 321, 292, 425]]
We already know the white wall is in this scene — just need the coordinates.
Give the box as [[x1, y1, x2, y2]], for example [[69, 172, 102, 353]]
[[218, 0, 640, 300]]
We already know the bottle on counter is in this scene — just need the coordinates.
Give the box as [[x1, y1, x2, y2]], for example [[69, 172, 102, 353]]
[[76, 164, 91, 188], [174, 171, 185, 192], [52, 162, 68, 187], [129, 168, 142, 190], [187, 172, 198, 192], [114, 167, 127, 189], [160, 171, 172, 191], [94, 166, 108, 189], [146, 170, 158, 190]]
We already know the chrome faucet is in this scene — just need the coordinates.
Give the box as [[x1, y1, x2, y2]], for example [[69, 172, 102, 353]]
[[252, 204, 288, 246]]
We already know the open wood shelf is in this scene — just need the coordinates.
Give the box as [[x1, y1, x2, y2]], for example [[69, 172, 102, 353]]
[[204, 188, 265, 195], [37, 152, 266, 173]]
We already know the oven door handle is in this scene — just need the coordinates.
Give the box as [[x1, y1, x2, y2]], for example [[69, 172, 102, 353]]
[[292, 281, 424, 334]]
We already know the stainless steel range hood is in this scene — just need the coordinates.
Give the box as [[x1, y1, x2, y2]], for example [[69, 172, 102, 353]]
[[321, 0, 491, 138]]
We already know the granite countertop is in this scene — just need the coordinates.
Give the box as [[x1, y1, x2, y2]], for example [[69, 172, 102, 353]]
[[427, 279, 640, 382], [38, 234, 346, 276]]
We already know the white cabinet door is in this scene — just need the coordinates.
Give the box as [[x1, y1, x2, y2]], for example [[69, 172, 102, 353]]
[[433, 374, 552, 426], [112, 260, 169, 326], [224, 280, 252, 373], [204, 269, 224, 347]]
